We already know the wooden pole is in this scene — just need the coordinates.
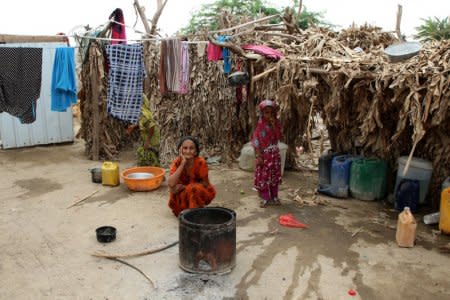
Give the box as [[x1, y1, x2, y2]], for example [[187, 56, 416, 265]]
[[134, 0, 152, 35], [90, 44, 100, 161], [396, 4, 403, 41], [248, 61, 257, 135], [208, 14, 280, 34], [150, 0, 169, 35], [252, 66, 278, 82], [297, 0, 303, 21], [0, 34, 66, 43]]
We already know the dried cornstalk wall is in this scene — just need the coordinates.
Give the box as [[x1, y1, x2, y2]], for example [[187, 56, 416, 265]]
[[143, 42, 244, 165], [79, 26, 449, 208]]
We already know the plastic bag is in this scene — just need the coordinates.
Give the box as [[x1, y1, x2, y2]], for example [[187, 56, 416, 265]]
[[279, 214, 308, 228]]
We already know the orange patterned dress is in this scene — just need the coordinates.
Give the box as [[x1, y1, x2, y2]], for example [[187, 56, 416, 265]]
[[168, 156, 216, 217]]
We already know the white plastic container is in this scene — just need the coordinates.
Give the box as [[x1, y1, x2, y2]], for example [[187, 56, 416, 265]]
[[423, 212, 440, 225], [394, 156, 433, 205], [238, 142, 288, 176]]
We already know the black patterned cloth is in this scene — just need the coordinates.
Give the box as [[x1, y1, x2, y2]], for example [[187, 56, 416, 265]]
[[0, 48, 42, 123], [106, 44, 145, 124]]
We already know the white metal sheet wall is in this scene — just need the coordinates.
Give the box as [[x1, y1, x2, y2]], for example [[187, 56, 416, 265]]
[[0, 43, 74, 149]]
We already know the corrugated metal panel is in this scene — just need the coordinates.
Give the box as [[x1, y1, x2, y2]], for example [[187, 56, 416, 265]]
[[0, 43, 74, 149]]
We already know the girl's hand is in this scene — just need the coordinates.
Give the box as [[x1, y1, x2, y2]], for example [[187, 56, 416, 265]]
[[256, 155, 264, 166]]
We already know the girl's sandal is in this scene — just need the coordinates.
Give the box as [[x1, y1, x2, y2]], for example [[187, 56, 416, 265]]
[[272, 198, 282, 206], [260, 200, 268, 208]]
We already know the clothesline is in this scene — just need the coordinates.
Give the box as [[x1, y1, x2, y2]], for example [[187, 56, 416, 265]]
[[108, 19, 148, 37]]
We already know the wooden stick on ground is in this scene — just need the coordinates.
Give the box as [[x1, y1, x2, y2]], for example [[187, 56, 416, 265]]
[[91, 241, 179, 259], [109, 257, 156, 288], [352, 227, 363, 237], [67, 190, 99, 209]]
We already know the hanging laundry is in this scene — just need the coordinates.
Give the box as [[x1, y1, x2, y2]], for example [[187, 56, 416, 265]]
[[179, 42, 190, 94], [159, 39, 190, 94], [109, 8, 127, 45], [218, 36, 231, 74], [51, 47, 77, 112], [242, 44, 284, 61], [158, 40, 168, 94], [166, 39, 182, 92], [207, 41, 222, 61], [106, 44, 145, 124], [0, 47, 42, 124]]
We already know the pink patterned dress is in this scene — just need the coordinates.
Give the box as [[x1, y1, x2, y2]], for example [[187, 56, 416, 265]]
[[251, 117, 282, 200]]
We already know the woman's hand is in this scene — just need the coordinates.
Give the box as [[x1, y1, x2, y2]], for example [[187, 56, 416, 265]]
[[170, 184, 185, 195], [179, 146, 187, 166]]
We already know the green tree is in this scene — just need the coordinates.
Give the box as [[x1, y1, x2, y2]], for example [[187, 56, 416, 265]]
[[180, 0, 328, 34], [415, 17, 450, 41]]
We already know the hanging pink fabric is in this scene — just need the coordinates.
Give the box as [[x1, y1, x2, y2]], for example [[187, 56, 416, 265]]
[[242, 44, 283, 60], [178, 42, 190, 94], [207, 42, 222, 61], [109, 8, 127, 45]]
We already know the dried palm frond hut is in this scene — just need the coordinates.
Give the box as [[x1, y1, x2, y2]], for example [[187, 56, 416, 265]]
[[77, 20, 449, 208]]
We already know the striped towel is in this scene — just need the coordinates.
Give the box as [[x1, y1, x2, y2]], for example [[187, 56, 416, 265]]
[[0, 47, 42, 123], [106, 44, 145, 124], [164, 39, 182, 92], [178, 42, 190, 94]]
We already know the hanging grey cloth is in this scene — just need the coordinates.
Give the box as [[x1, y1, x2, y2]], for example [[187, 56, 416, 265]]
[[0, 47, 42, 123]]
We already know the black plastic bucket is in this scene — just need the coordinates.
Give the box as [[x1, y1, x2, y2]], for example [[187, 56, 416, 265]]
[[179, 207, 236, 274]]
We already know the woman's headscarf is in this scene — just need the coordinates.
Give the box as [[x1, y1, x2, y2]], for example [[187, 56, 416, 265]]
[[258, 99, 275, 111], [177, 136, 200, 156], [252, 100, 282, 150]]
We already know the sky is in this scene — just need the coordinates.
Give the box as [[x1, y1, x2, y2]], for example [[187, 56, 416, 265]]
[[0, 0, 448, 40]]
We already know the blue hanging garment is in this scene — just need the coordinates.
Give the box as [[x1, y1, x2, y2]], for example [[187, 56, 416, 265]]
[[218, 35, 231, 74], [51, 47, 77, 112]]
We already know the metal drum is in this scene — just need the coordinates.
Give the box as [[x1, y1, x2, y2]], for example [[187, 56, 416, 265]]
[[178, 207, 236, 274]]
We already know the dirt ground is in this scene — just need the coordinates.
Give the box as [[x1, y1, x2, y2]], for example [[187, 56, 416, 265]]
[[1, 136, 450, 300]]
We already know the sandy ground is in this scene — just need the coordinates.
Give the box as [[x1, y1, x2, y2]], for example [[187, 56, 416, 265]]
[[1, 137, 450, 300]]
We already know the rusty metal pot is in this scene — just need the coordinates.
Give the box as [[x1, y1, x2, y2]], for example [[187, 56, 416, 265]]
[[178, 207, 236, 274]]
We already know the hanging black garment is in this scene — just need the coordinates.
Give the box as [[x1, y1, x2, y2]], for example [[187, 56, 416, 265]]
[[0, 47, 42, 123]]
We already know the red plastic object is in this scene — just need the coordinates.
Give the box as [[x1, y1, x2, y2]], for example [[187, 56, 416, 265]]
[[348, 289, 357, 296], [278, 214, 308, 228]]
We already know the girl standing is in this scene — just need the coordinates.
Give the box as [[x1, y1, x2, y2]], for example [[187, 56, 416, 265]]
[[251, 100, 283, 208]]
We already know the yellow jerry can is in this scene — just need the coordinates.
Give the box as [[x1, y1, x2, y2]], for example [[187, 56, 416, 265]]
[[439, 187, 450, 234], [102, 161, 120, 186]]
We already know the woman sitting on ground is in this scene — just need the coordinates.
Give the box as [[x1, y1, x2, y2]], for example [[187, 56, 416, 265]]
[[168, 136, 216, 217]]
